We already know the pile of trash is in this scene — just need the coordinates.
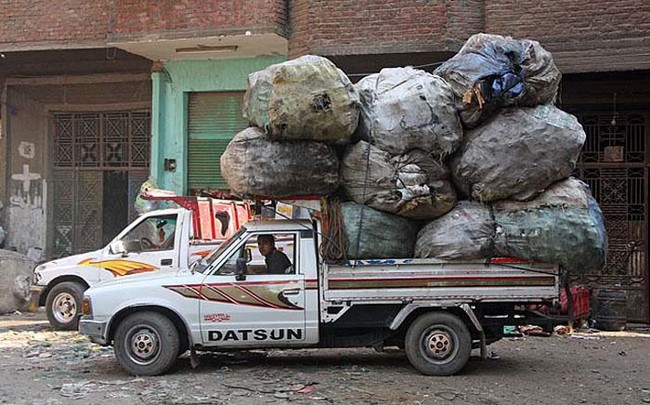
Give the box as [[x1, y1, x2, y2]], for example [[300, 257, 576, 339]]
[[0, 249, 35, 314], [220, 33, 607, 272]]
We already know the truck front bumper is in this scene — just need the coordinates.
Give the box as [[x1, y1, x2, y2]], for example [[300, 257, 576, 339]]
[[79, 317, 109, 345], [28, 285, 45, 311]]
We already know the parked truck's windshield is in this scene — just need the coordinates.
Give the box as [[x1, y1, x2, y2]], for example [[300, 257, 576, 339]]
[[192, 226, 247, 273]]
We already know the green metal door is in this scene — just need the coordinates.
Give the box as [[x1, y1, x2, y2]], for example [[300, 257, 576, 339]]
[[187, 91, 248, 192]]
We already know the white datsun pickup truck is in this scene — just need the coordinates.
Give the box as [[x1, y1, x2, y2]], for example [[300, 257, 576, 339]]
[[79, 217, 561, 377]]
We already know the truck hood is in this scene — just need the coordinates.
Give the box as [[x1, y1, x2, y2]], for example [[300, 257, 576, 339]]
[[91, 267, 191, 289], [35, 250, 102, 275]]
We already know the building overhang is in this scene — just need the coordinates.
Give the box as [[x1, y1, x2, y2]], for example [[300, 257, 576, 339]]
[[109, 33, 288, 61]]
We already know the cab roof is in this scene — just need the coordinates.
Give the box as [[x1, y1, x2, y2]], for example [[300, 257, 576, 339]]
[[242, 219, 313, 233]]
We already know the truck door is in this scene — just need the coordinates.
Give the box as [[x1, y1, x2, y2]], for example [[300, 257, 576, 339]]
[[198, 232, 306, 347], [99, 213, 180, 280]]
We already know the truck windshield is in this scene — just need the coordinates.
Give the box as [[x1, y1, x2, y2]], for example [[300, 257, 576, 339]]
[[196, 227, 247, 272]]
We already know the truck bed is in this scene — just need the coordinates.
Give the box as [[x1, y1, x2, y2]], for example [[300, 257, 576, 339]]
[[322, 258, 559, 303]]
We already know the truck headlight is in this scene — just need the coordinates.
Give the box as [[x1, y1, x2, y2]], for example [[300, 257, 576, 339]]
[[81, 297, 93, 317]]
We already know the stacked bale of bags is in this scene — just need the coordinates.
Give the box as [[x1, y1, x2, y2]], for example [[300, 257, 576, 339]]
[[220, 33, 607, 273]]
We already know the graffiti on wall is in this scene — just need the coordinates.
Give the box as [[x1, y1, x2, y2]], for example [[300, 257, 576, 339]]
[[18, 141, 36, 159], [11, 142, 43, 209]]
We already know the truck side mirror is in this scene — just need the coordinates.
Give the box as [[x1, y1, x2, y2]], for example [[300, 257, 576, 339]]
[[235, 257, 247, 281], [110, 241, 127, 256]]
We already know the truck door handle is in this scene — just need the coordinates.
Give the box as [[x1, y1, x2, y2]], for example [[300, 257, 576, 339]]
[[161, 259, 172, 266], [282, 289, 300, 296]]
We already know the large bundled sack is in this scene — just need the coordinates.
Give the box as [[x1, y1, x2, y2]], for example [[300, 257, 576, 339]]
[[493, 178, 607, 274], [0, 250, 35, 314], [341, 141, 455, 219], [354, 67, 462, 156], [415, 201, 494, 260], [451, 105, 585, 202], [434, 33, 561, 128], [340, 202, 419, 259], [243, 55, 360, 143], [220, 127, 340, 198]]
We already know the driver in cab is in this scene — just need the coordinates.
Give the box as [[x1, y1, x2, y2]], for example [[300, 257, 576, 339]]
[[257, 235, 292, 274]]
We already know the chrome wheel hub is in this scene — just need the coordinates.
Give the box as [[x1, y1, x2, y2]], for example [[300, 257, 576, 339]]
[[127, 327, 160, 365], [53, 293, 76, 324]]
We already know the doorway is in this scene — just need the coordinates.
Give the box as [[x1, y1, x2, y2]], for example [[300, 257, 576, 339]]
[[50, 111, 150, 258]]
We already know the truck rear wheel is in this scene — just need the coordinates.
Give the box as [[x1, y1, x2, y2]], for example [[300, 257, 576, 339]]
[[404, 312, 472, 376], [45, 281, 86, 331], [114, 311, 180, 376]]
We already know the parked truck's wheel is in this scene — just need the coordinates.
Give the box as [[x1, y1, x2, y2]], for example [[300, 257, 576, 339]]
[[405, 312, 472, 376], [45, 281, 86, 331], [114, 311, 180, 376]]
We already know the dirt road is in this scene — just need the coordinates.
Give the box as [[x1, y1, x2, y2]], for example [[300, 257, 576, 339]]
[[1, 310, 649, 405]]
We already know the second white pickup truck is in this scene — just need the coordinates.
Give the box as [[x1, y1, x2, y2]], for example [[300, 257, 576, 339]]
[[32, 198, 251, 330], [79, 217, 561, 376]]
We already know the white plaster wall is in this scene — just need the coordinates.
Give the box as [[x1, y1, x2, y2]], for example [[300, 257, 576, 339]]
[[5, 89, 47, 254]]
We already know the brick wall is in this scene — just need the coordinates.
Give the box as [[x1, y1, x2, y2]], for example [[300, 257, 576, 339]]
[[485, 0, 649, 44], [0, 0, 286, 50], [289, 0, 484, 57], [484, 0, 650, 72], [109, 0, 286, 40], [1, 1, 648, 73], [0, 0, 110, 48]]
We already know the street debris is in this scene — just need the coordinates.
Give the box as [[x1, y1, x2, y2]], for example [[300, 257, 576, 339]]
[[2, 309, 650, 404]]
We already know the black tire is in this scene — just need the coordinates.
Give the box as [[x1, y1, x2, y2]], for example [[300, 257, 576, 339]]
[[114, 311, 180, 376], [404, 312, 472, 376], [45, 281, 86, 331]]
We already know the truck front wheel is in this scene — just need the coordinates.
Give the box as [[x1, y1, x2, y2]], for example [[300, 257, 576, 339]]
[[404, 312, 472, 376], [45, 281, 86, 330], [114, 311, 180, 376]]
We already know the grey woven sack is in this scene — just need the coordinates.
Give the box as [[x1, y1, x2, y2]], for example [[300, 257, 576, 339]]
[[354, 67, 462, 156], [451, 105, 585, 202], [220, 127, 340, 198], [243, 55, 360, 143], [341, 201, 419, 259], [493, 177, 608, 274], [415, 201, 494, 260], [341, 141, 455, 219]]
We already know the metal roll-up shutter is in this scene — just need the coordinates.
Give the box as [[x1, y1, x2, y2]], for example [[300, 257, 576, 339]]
[[188, 91, 248, 191]]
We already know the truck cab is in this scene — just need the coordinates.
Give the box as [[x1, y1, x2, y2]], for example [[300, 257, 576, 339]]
[[33, 198, 251, 330]]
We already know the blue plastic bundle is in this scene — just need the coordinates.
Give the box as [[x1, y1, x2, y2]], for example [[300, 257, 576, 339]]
[[434, 33, 561, 128]]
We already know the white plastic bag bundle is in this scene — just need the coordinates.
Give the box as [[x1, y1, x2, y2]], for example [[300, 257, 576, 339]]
[[415, 201, 494, 260], [341, 141, 455, 219], [354, 67, 462, 156]]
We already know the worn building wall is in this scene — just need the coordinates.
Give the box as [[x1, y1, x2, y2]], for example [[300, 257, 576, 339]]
[[289, 0, 484, 57], [484, 0, 650, 73], [4, 89, 48, 254], [0, 0, 110, 49], [151, 56, 286, 195], [109, 0, 286, 38], [288, 0, 650, 73], [0, 0, 287, 51]]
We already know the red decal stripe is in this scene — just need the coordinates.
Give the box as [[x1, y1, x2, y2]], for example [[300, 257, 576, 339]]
[[231, 283, 288, 310]]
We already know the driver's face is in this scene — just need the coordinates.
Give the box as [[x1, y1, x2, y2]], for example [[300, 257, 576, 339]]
[[258, 240, 273, 256]]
